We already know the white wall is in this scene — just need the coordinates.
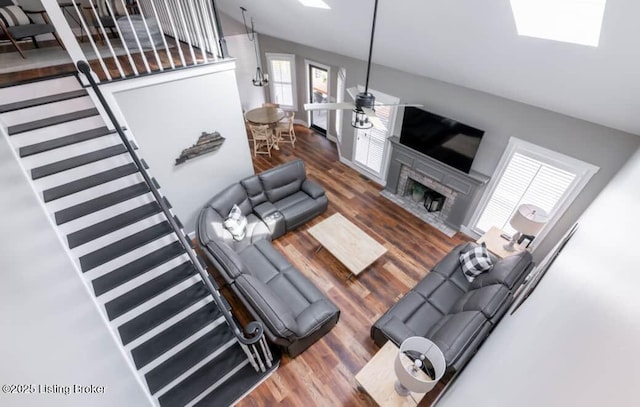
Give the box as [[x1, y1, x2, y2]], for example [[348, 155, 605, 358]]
[[436, 148, 640, 407], [225, 34, 267, 112], [113, 64, 255, 233], [0, 131, 152, 407]]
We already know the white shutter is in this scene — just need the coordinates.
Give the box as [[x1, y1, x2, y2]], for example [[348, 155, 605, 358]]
[[476, 152, 576, 234], [355, 105, 393, 174]]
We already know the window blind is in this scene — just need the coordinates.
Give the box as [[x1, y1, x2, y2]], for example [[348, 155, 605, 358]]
[[476, 152, 576, 235], [354, 104, 392, 174]]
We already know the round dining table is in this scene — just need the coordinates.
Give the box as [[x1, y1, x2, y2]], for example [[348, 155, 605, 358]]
[[244, 106, 285, 125], [245, 106, 286, 151]]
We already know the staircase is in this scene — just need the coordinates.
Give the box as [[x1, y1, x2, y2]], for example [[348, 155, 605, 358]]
[[0, 72, 277, 407]]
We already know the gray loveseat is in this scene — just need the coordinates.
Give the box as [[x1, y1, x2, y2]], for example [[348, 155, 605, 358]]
[[372, 242, 533, 371], [197, 160, 339, 357]]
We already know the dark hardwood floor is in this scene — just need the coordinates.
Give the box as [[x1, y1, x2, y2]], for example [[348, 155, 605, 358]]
[[201, 125, 471, 406], [0, 37, 211, 87]]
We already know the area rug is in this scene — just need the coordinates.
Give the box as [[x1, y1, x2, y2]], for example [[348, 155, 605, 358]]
[[380, 190, 457, 237]]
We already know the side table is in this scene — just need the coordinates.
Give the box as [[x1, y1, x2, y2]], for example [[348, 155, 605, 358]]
[[476, 226, 525, 259], [355, 341, 425, 406]]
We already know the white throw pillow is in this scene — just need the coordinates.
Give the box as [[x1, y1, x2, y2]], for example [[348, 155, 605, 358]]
[[223, 204, 247, 241]]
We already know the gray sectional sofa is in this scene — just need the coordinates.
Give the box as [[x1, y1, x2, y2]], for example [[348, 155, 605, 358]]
[[372, 242, 533, 371], [197, 160, 339, 357]]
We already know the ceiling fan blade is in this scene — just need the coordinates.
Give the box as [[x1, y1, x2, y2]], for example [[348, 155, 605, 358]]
[[303, 102, 355, 111], [362, 107, 387, 131], [346, 87, 359, 101]]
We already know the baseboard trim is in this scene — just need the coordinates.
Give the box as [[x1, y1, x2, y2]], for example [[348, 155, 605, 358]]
[[338, 156, 385, 187], [459, 225, 480, 240]]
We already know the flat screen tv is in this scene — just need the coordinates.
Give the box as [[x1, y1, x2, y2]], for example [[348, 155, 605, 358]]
[[399, 107, 484, 173]]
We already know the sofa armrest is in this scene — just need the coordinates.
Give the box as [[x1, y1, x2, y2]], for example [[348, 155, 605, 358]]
[[470, 250, 533, 291], [301, 179, 325, 199], [235, 274, 298, 339], [294, 300, 340, 337]]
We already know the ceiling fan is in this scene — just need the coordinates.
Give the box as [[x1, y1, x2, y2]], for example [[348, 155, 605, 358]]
[[303, 0, 422, 131]]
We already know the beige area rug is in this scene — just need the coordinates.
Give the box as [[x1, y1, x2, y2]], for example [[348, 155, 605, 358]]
[[0, 41, 174, 74]]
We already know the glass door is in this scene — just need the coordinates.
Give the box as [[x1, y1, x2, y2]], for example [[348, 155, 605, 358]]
[[308, 63, 329, 135]]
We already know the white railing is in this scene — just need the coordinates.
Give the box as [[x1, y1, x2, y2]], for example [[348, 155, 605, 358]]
[[39, 0, 225, 82]]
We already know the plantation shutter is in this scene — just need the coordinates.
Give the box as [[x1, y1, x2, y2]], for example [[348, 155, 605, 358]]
[[476, 152, 576, 235], [354, 104, 392, 174]]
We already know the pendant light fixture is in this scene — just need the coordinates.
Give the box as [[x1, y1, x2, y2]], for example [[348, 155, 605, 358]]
[[241, 7, 269, 87]]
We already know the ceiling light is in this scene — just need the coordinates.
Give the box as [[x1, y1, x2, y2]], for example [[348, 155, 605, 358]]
[[299, 0, 331, 10], [510, 0, 607, 47]]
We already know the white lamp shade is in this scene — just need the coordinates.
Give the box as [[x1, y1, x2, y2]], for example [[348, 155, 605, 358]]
[[394, 336, 446, 394], [510, 204, 548, 236]]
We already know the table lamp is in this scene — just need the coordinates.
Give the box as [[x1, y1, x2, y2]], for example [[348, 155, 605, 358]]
[[394, 336, 446, 397], [504, 204, 548, 251]]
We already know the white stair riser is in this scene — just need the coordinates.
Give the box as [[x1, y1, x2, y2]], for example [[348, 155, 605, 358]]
[[56, 192, 156, 236], [21, 134, 124, 169], [110, 278, 205, 327], [154, 338, 238, 399], [9, 116, 106, 149], [83, 234, 179, 281], [138, 317, 225, 376], [72, 212, 168, 257], [1, 96, 95, 126], [98, 255, 191, 304], [183, 354, 248, 407], [45, 172, 146, 214], [0, 76, 81, 105], [123, 297, 214, 351], [33, 154, 134, 192]]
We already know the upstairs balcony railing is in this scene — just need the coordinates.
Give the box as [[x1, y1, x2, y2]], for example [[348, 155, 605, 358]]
[[39, 0, 227, 82]]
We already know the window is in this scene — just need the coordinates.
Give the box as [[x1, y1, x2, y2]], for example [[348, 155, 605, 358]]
[[266, 53, 297, 109], [470, 138, 598, 246], [353, 87, 398, 178], [335, 68, 346, 142], [510, 0, 607, 47]]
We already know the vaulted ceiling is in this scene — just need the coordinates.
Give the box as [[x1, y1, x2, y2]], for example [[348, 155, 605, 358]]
[[217, 0, 640, 136]]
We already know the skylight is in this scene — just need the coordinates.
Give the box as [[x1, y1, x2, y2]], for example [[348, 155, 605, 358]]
[[510, 0, 606, 47], [299, 0, 330, 9]]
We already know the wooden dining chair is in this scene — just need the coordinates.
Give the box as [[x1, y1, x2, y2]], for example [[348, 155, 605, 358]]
[[0, 0, 65, 58], [275, 111, 296, 148], [249, 124, 274, 157]]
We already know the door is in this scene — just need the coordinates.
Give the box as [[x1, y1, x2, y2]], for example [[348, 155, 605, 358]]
[[307, 63, 329, 135]]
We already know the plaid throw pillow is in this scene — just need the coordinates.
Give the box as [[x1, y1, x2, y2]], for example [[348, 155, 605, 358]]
[[0, 5, 30, 27], [459, 242, 493, 283], [223, 204, 247, 241]]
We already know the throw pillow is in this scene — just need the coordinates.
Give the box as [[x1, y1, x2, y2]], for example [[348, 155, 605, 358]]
[[223, 204, 247, 241], [0, 5, 30, 27], [459, 242, 493, 283]]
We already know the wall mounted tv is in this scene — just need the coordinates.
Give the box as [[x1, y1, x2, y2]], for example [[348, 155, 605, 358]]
[[399, 107, 485, 173]]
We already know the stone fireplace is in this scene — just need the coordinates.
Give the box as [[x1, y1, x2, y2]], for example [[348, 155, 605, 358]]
[[383, 137, 490, 233], [398, 166, 458, 219]]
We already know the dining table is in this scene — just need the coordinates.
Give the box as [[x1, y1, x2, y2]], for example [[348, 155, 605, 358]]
[[244, 106, 286, 149]]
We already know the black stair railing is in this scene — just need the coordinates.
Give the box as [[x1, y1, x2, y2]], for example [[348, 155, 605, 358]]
[[76, 60, 272, 372]]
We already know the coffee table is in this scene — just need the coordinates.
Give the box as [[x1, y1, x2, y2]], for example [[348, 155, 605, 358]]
[[308, 213, 387, 279]]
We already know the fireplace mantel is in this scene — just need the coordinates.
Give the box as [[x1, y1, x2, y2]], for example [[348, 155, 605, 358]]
[[386, 137, 490, 230]]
